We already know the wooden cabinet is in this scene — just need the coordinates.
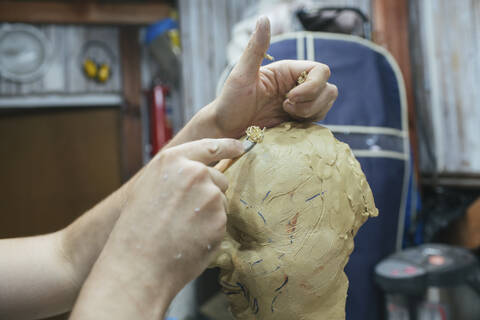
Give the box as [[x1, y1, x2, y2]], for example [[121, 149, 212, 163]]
[[0, 107, 122, 237]]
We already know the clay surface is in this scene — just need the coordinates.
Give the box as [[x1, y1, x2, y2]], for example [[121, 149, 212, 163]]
[[212, 122, 378, 320]]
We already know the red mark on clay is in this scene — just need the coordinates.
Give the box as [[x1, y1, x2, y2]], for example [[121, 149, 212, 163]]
[[287, 212, 300, 234], [314, 265, 324, 273]]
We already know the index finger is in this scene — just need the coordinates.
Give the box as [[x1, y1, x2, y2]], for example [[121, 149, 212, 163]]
[[286, 62, 331, 102], [172, 138, 244, 164]]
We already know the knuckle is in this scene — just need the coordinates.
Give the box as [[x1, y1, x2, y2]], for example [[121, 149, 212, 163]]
[[184, 161, 198, 174], [197, 165, 210, 178], [310, 78, 323, 92], [297, 106, 312, 118], [208, 187, 224, 204], [216, 210, 227, 229], [213, 215, 227, 240], [201, 187, 224, 211], [155, 149, 174, 165], [185, 162, 209, 181]]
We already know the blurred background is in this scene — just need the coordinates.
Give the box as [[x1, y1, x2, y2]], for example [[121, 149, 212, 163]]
[[0, 0, 479, 319]]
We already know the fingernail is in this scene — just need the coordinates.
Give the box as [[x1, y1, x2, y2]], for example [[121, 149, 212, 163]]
[[255, 15, 267, 32]]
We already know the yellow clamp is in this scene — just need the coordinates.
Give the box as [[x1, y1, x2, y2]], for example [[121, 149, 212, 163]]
[[83, 59, 110, 83]]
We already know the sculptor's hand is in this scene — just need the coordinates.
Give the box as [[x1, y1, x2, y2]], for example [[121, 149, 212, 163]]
[[71, 138, 243, 319], [213, 16, 338, 138], [111, 138, 243, 290]]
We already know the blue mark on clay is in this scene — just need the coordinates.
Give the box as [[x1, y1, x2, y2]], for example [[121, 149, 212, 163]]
[[240, 199, 248, 206], [275, 276, 289, 292], [221, 281, 242, 295], [251, 259, 263, 267], [262, 190, 271, 202], [257, 211, 266, 224], [306, 193, 322, 202], [237, 282, 250, 301], [252, 298, 259, 314], [224, 291, 242, 295], [221, 281, 241, 290]]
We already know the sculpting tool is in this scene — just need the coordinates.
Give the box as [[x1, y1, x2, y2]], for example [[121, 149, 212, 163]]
[[214, 126, 264, 173]]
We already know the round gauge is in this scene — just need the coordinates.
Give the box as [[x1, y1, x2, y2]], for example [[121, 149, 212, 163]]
[[0, 24, 51, 82]]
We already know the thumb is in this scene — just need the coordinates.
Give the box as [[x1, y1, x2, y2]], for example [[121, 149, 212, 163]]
[[231, 16, 271, 83]]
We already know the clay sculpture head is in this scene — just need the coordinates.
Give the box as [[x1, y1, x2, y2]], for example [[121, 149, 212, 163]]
[[212, 122, 378, 319]]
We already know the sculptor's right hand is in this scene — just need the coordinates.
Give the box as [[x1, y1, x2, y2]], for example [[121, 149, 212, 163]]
[[70, 138, 243, 320]]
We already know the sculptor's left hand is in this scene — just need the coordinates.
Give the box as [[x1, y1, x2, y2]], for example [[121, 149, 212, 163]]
[[213, 16, 338, 138]]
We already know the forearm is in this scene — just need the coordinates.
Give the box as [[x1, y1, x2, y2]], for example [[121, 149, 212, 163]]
[[0, 183, 133, 319], [0, 233, 76, 319], [60, 179, 132, 289], [70, 223, 173, 320], [165, 101, 232, 149]]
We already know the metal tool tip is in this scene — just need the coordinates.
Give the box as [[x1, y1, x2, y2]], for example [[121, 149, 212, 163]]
[[243, 139, 255, 153]]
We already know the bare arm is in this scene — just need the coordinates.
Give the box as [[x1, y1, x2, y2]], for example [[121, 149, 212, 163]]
[[0, 233, 74, 319]]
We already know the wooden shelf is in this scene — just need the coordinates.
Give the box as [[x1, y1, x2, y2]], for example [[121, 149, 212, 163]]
[[0, 1, 171, 25]]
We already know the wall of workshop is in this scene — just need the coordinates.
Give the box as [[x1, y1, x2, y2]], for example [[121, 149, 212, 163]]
[[410, 0, 480, 176]]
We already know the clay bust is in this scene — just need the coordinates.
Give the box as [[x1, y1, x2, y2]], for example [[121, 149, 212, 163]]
[[212, 122, 378, 319]]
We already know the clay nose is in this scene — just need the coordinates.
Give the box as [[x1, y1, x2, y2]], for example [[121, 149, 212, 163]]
[[209, 239, 236, 270]]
